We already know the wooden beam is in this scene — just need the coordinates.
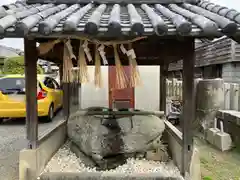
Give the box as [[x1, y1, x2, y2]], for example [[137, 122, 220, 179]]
[[181, 38, 195, 175], [160, 63, 168, 113], [63, 83, 70, 120], [24, 38, 38, 149]]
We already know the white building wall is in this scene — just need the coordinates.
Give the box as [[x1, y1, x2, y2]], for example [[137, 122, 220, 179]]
[[135, 66, 160, 111], [80, 66, 160, 111], [81, 66, 109, 108]]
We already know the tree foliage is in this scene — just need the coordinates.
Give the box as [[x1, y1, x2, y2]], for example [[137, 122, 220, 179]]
[[3, 56, 43, 74]]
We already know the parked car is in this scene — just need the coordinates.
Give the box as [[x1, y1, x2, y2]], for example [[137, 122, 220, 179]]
[[0, 74, 63, 123]]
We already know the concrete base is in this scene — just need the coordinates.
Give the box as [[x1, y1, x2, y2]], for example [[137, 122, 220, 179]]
[[165, 121, 201, 180], [40, 172, 182, 180], [214, 132, 232, 151], [19, 120, 67, 180], [206, 128, 220, 145]]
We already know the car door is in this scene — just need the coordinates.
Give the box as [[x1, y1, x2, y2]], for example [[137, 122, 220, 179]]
[[51, 78, 63, 108], [0, 77, 26, 116]]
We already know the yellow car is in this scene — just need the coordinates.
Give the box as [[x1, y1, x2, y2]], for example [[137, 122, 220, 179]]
[[0, 74, 63, 123]]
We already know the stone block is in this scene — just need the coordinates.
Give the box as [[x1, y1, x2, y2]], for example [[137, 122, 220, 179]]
[[214, 131, 232, 151], [206, 128, 220, 145]]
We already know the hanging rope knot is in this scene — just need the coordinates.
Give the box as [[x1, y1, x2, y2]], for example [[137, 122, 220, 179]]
[[78, 40, 89, 84], [98, 44, 108, 65], [113, 44, 128, 89], [62, 42, 74, 83], [82, 40, 92, 62], [94, 44, 103, 88], [127, 43, 142, 88]]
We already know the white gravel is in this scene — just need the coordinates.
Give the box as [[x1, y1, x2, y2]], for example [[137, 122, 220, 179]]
[[43, 142, 184, 179]]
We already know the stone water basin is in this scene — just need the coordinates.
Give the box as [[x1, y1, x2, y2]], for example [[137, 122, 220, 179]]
[[40, 108, 185, 180]]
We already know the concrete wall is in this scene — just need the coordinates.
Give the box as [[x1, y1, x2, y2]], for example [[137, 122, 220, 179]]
[[81, 66, 160, 111], [81, 66, 109, 109], [135, 66, 160, 110], [19, 120, 67, 180]]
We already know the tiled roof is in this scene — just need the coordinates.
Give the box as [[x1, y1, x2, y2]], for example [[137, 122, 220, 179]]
[[0, 0, 240, 38]]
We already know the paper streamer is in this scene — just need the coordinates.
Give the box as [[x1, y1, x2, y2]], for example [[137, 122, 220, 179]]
[[65, 39, 76, 60], [82, 40, 92, 62], [98, 44, 108, 65], [120, 44, 127, 54], [127, 49, 136, 59]]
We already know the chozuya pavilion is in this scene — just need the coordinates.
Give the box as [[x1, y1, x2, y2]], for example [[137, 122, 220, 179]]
[[1, 0, 240, 179]]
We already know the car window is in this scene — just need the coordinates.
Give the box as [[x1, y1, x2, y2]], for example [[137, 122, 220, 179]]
[[51, 78, 60, 89], [43, 77, 55, 89], [0, 77, 25, 92], [0, 77, 40, 94]]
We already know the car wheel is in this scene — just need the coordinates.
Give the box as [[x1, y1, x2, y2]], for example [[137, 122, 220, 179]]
[[0, 118, 3, 124], [46, 104, 54, 122]]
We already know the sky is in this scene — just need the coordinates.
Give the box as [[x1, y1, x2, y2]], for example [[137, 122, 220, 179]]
[[0, 0, 239, 50]]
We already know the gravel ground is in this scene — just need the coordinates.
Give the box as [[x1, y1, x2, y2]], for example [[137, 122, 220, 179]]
[[43, 141, 184, 179], [0, 111, 65, 180]]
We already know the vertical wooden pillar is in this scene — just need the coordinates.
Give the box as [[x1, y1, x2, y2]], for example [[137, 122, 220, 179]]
[[79, 83, 82, 109], [24, 38, 38, 149], [182, 39, 195, 175], [59, 64, 70, 120], [160, 64, 168, 113], [63, 84, 70, 120], [59, 64, 63, 86], [62, 79, 70, 121]]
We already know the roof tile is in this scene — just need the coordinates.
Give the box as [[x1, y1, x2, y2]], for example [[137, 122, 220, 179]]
[[0, 0, 239, 38]]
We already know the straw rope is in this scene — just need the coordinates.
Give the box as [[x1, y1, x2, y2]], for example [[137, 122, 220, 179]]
[[128, 43, 142, 87], [94, 44, 103, 88], [62, 43, 73, 83], [72, 35, 146, 46], [77, 41, 89, 84], [38, 39, 61, 55], [113, 44, 128, 89], [38, 36, 145, 87], [37, 36, 146, 55]]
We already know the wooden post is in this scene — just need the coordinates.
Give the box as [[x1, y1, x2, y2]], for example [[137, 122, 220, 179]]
[[59, 64, 63, 86], [182, 39, 195, 176], [160, 64, 168, 113], [78, 83, 82, 110], [24, 38, 38, 149], [63, 83, 69, 120]]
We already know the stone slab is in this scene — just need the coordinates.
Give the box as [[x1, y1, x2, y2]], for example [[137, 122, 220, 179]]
[[206, 128, 220, 145], [39, 172, 183, 180], [214, 132, 232, 151]]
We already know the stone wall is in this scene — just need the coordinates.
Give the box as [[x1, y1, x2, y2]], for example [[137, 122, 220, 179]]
[[222, 62, 240, 83]]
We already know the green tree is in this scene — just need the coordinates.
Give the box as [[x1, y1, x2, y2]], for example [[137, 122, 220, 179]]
[[3, 56, 43, 74]]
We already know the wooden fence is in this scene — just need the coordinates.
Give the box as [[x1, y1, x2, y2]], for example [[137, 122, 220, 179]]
[[166, 78, 240, 111]]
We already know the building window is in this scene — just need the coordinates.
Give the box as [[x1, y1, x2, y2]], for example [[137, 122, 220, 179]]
[[216, 64, 222, 78]]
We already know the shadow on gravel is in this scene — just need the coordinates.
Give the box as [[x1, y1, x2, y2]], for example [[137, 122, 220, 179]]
[[0, 110, 63, 126], [0, 118, 53, 125]]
